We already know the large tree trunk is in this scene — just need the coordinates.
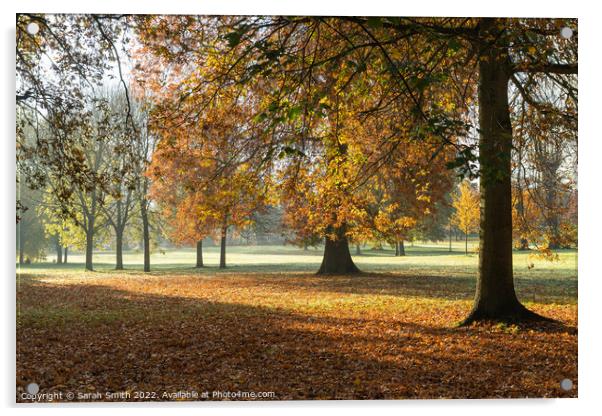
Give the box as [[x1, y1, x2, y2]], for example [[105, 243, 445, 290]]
[[115, 228, 124, 270], [141, 199, 150, 273], [317, 225, 360, 275], [85, 229, 94, 271], [462, 18, 546, 324], [196, 239, 204, 268], [55, 240, 63, 264], [219, 226, 227, 269]]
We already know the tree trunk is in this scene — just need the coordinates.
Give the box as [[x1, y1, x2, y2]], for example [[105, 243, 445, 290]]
[[141, 199, 150, 273], [449, 222, 453, 252], [196, 239, 204, 268], [56, 240, 63, 264], [317, 225, 360, 275], [355, 244, 361, 255], [546, 214, 560, 249], [19, 240, 24, 265], [465, 232, 468, 255], [85, 229, 94, 271], [115, 229, 124, 270], [541, 155, 561, 249], [398, 240, 405, 256], [395, 242, 399, 256], [63, 247, 68, 263], [462, 18, 546, 324], [219, 227, 227, 269], [83, 188, 99, 271]]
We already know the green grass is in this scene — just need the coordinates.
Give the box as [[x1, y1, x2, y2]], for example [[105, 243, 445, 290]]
[[17, 241, 577, 304], [18, 240, 577, 277]]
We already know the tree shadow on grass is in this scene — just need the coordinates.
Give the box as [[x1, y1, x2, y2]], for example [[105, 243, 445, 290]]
[[17, 260, 577, 306], [212, 272, 577, 306], [16, 276, 577, 401]]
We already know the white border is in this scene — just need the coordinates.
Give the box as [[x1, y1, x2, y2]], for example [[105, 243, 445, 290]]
[[3, 1, 599, 415]]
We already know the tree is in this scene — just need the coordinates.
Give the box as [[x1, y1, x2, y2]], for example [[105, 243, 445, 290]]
[[137, 16, 462, 274], [18, 100, 113, 271], [371, 138, 455, 257], [146, 82, 273, 269], [38, 194, 86, 263], [100, 89, 139, 270], [136, 16, 577, 322], [17, 13, 138, 271], [451, 181, 480, 254], [17, 14, 134, 220], [16, 186, 47, 264], [511, 77, 577, 251], [132, 104, 157, 273]]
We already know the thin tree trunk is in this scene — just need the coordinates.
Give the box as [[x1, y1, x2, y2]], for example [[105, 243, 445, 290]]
[[115, 228, 124, 270], [63, 247, 68, 263], [546, 215, 560, 249], [19, 237, 24, 265], [141, 199, 150, 273], [355, 244, 361, 255], [395, 241, 399, 256], [219, 226, 227, 269], [398, 240, 405, 256], [85, 229, 94, 271], [462, 18, 546, 324], [515, 175, 529, 251], [317, 225, 360, 275], [196, 239, 204, 268], [56, 240, 63, 264], [449, 222, 453, 252], [465, 232, 468, 255]]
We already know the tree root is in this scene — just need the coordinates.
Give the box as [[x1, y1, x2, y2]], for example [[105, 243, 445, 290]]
[[458, 302, 557, 327]]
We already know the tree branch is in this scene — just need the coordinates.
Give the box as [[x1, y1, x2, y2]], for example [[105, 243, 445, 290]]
[[513, 62, 577, 75]]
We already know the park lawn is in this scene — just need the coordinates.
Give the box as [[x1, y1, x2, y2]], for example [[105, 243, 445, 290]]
[[16, 244, 577, 401]]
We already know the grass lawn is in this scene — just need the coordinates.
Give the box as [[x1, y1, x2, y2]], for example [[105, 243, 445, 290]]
[[16, 242, 577, 401]]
